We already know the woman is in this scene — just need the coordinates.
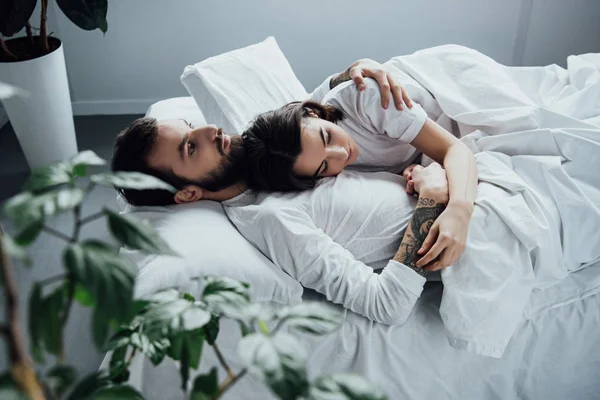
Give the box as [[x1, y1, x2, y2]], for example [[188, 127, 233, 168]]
[[242, 78, 478, 271]]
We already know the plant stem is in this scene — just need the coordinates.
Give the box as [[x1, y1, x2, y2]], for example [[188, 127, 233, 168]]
[[40, 0, 49, 53], [0, 38, 17, 60], [72, 206, 82, 243], [79, 211, 105, 227], [0, 228, 45, 399], [216, 369, 247, 399], [25, 22, 33, 42], [58, 280, 75, 363], [43, 226, 73, 243], [212, 342, 235, 380], [127, 348, 137, 364], [39, 273, 67, 287]]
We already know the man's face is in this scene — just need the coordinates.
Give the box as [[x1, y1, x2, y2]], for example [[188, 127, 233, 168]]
[[147, 119, 245, 192]]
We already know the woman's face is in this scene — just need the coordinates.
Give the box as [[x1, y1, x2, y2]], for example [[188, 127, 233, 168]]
[[293, 117, 359, 178]]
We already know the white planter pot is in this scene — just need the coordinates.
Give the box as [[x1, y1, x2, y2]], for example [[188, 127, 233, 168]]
[[0, 39, 78, 170]]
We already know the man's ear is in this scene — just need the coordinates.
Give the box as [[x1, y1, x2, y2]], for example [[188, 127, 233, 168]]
[[174, 186, 203, 204]]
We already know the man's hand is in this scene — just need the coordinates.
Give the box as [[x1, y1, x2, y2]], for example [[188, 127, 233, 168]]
[[402, 163, 449, 203], [330, 59, 414, 111]]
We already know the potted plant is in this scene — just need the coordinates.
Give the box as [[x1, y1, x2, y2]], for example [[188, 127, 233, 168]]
[[0, 0, 108, 170]]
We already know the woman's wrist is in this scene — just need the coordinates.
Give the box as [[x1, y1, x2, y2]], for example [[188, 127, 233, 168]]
[[447, 198, 474, 216]]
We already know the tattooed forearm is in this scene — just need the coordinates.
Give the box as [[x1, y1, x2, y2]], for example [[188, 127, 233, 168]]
[[330, 67, 352, 90], [393, 198, 446, 276]]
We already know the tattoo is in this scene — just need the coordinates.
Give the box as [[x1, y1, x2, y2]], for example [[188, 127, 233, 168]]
[[393, 198, 446, 277], [330, 67, 352, 90]]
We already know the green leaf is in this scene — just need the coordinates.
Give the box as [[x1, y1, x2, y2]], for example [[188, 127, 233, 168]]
[[278, 303, 342, 335], [191, 367, 219, 400], [70, 150, 106, 177], [1, 234, 30, 265], [238, 333, 308, 400], [0, 373, 28, 400], [0, 0, 37, 37], [46, 365, 78, 398], [131, 332, 170, 365], [24, 162, 73, 193], [28, 283, 44, 362], [89, 385, 144, 400], [201, 276, 250, 316], [71, 150, 106, 167], [91, 172, 176, 193], [239, 321, 251, 337], [109, 345, 130, 383], [104, 208, 178, 256], [74, 283, 95, 307], [203, 316, 220, 346], [93, 308, 111, 349], [142, 296, 211, 340], [183, 292, 196, 302], [4, 188, 85, 230], [66, 371, 111, 400], [88, 385, 143, 399], [167, 329, 204, 368], [64, 240, 136, 333], [13, 220, 44, 246], [29, 283, 68, 361], [56, 0, 108, 33], [307, 374, 388, 400]]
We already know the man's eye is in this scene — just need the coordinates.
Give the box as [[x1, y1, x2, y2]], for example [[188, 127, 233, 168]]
[[188, 121, 194, 129], [188, 141, 196, 156]]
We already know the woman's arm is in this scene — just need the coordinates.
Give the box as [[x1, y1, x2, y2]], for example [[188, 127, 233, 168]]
[[410, 120, 478, 270]]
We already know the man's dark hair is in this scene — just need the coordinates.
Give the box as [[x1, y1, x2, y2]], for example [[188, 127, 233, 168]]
[[111, 117, 186, 206], [242, 101, 344, 192]]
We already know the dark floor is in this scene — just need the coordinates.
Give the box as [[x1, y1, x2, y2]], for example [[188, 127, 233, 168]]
[[0, 114, 142, 201], [0, 114, 142, 375]]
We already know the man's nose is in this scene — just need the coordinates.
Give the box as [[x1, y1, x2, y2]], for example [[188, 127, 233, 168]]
[[194, 124, 218, 142], [327, 145, 348, 161]]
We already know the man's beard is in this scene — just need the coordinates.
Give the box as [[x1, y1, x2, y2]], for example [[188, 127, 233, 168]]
[[201, 135, 246, 192]]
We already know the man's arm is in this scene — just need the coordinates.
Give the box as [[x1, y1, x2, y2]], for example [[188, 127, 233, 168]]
[[393, 195, 446, 277], [311, 59, 413, 110], [394, 163, 449, 276]]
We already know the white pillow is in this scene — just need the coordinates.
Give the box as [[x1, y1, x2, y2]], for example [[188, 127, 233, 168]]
[[123, 201, 303, 304], [180, 37, 308, 134], [121, 98, 303, 304]]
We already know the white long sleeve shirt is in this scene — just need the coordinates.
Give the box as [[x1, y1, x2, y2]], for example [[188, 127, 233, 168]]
[[223, 171, 426, 325]]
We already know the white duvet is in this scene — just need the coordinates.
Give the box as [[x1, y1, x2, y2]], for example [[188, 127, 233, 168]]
[[378, 45, 600, 358]]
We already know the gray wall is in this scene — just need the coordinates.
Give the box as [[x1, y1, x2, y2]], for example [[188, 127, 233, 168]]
[[49, 0, 600, 116]]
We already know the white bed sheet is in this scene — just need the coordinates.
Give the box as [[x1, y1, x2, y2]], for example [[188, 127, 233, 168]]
[[127, 258, 600, 400]]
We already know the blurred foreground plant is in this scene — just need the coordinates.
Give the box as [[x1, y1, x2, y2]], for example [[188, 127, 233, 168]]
[[0, 151, 387, 400]]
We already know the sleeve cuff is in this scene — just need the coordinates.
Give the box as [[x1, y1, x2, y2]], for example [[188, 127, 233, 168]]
[[308, 73, 338, 103], [386, 259, 427, 296], [402, 104, 428, 143]]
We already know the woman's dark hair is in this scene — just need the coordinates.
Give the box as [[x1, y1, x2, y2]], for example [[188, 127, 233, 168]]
[[242, 100, 344, 192]]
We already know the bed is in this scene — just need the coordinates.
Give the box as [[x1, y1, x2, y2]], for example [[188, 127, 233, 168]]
[[114, 256, 600, 400], [101, 42, 600, 399]]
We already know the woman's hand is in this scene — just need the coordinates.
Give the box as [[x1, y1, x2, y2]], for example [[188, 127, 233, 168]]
[[333, 59, 414, 111], [415, 202, 471, 272], [402, 163, 449, 202]]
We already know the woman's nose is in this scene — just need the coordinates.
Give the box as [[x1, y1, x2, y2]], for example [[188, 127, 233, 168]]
[[327, 145, 348, 161]]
